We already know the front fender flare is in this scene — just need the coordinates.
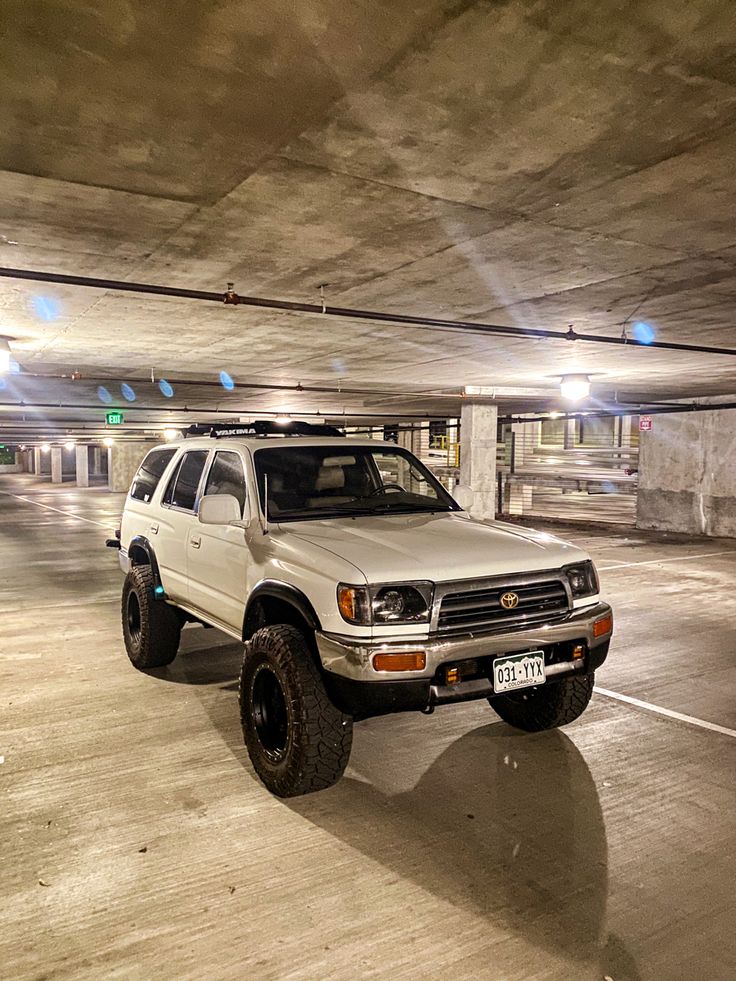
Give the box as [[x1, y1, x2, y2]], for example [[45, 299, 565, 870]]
[[243, 581, 322, 640]]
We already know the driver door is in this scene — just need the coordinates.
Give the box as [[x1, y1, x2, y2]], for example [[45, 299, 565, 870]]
[[186, 449, 249, 632]]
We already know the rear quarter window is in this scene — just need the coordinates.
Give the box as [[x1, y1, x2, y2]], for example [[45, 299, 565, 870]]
[[129, 448, 177, 503]]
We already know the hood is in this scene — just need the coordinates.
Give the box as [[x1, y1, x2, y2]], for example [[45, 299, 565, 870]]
[[283, 512, 589, 583]]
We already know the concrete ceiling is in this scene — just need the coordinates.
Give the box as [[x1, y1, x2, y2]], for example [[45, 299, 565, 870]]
[[2, 0, 736, 441]]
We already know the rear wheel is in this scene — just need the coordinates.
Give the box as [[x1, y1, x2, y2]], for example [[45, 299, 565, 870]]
[[122, 565, 181, 669], [239, 625, 353, 797], [490, 673, 595, 732]]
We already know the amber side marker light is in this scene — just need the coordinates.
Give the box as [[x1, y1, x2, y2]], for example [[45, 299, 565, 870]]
[[593, 614, 613, 638], [373, 652, 427, 672], [445, 666, 460, 684], [572, 644, 586, 659]]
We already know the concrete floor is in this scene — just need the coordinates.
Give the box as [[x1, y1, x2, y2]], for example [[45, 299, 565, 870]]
[[1, 475, 735, 981]]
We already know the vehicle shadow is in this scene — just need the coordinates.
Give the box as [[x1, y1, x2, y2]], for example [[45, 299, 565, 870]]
[[159, 641, 639, 980]]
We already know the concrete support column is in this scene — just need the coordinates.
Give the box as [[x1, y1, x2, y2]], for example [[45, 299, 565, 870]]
[[108, 441, 151, 493], [33, 448, 42, 475], [637, 407, 736, 538], [459, 402, 498, 519], [563, 417, 577, 449], [50, 446, 63, 484], [75, 445, 89, 488], [92, 446, 102, 475]]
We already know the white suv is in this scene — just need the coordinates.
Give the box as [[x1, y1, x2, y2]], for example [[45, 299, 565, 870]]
[[110, 421, 613, 797]]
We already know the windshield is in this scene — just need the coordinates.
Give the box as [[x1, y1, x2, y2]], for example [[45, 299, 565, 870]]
[[253, 444, 459, 521]]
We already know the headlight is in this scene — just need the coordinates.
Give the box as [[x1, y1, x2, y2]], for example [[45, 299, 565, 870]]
[[337, 582, 434, 625], [563, 560, 599, 599]]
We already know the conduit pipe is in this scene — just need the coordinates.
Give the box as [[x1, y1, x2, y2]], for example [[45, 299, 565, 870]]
[[2, 265, 736, 357]]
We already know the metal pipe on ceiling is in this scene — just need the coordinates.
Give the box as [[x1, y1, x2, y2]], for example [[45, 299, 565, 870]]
[[2, 265, 736, 357]]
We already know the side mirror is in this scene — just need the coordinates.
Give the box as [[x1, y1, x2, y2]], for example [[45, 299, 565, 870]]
[[453, 484, 474, 510], [199, 494, 242, 525]]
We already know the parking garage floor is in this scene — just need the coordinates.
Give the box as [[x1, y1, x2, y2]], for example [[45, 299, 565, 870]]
[[1, 475, 735, 981]]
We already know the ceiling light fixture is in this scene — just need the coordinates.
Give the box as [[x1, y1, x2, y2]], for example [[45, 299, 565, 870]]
[[103, 437, 114, 448], [275, 415, 291, 425], [560, 374, 591, 401], [41, 443, 50, 453], [163, 428, 179, 441], [64, 440, 75, 450]]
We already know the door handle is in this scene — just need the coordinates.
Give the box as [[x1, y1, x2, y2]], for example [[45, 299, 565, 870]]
[[150, 523, 159, 534], [190, 535, 201, 549]]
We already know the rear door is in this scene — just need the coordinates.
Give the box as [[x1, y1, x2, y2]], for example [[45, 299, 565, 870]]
[[155, 449, 210, 602], [186, 449, 249, 631]]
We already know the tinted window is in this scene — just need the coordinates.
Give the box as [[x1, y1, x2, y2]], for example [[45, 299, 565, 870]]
[[204, 451, 247, 516], [163, 450, 209, 511], [130, 448, 177, 503]]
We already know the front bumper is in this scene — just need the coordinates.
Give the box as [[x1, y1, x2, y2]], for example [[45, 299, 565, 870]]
[[317, 602, 612, 718]]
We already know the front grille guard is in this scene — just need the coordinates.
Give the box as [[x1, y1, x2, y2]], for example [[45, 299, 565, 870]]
[[430, 568, 573, 637]]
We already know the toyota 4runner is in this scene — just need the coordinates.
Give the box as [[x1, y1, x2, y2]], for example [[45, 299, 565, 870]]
[[109, 421, 613, 797]]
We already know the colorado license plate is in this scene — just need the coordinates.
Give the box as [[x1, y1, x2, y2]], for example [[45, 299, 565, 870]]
[[493, 651, 546, 693]]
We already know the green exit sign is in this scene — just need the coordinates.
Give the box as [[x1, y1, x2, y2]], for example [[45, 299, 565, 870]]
[[106, 411, 124, 425]]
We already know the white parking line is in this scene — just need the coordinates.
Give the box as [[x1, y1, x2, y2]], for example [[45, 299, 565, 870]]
[[597, 550, 736, 571], [0, 490, 110, 528], [594, 687, 736, 739]]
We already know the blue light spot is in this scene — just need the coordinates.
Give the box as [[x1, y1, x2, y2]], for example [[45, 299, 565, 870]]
[[0, 378, 6, 391], [219, 370, 234, 391], [155, 585, 165, 596], [121, 383, 136, 402], [158, 378, 174, 398], [97, 386, 113, 404], [32, 295, 62, 321], [633, 321, 655, 345], [330, 357, 347, 375], [602, 480, 616, 494]]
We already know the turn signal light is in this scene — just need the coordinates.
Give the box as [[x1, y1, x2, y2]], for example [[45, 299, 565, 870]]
[[445, 666, 460, 685], [572, 644, 585, 659], [593, 614, 613, 638], [373, 652, 427, 672]]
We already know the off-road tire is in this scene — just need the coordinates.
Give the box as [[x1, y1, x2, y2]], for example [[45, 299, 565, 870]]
[[490, 672, 595, 732], [239, 625, 353, 797], [122, 565, 181, 669]]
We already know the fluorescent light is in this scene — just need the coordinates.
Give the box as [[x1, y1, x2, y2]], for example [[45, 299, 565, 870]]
[[0, 337, 10, 374], [103, 437, 114, 448], [64, 440, 75, 450], [163, 428, 179, 441], [560, 374, 590, 401], [41, 443, 50, 453]]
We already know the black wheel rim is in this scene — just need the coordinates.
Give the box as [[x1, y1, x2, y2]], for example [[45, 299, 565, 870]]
[[127, 590, 142, 647], [251, 665, 289, 760]]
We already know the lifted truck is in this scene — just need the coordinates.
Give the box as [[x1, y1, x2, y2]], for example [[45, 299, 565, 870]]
[[110, 421, 612, 797]]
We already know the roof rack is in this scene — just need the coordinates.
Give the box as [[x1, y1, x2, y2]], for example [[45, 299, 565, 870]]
[[185, 420, 345, 439]]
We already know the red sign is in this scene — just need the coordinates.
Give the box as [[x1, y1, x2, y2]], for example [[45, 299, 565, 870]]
[[639, 415, 653, 432]]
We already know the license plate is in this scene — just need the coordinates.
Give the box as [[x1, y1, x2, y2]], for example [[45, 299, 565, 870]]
[[493, 651, 546, 693]]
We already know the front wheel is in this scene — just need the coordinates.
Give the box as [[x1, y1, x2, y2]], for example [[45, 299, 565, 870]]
[[490, 673, 595, 731], [239, 625, 353, 797]]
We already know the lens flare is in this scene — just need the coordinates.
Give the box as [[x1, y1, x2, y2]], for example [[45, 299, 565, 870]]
[[97, 386, 112, 404], [219, 370, 234, 391], [121, 383, 136, 402], [32, 295, 62, 321], [633, 321, 655, 345], [158, 378, 174, 398]]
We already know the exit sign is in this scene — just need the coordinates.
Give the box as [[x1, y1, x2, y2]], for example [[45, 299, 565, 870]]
[[639, 415, 653, 432], [106, 411, 124, 425]]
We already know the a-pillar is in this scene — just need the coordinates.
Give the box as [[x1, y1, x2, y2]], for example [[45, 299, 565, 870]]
[[75, 445, 89, 488], [50, 446, 63, 484], [108, 441, 151, 493], [637, 405, 736, 538], [459, 403, 498, 519]]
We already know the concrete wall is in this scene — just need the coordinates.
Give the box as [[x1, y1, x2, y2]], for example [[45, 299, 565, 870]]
[[637, 409, 736, 538], [0, 464, 22, 473]]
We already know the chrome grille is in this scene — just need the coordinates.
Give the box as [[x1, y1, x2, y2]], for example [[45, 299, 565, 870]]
[[437, 577, 569, 636]]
